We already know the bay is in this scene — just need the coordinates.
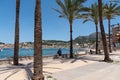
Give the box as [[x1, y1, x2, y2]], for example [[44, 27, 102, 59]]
[[0, 48, 84, 59]]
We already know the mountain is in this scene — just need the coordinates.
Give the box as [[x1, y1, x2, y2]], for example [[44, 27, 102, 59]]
[[73, 32, 102, 44], [89, 32, 102, 40], [74, 36, 89, 44], [1, 32, 104, 48]]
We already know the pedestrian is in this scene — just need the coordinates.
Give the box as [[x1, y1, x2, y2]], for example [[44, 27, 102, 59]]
[[57, 48, 62, 56]]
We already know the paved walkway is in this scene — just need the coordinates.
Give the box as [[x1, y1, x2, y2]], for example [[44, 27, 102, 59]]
[[52, 60, 120, 80]]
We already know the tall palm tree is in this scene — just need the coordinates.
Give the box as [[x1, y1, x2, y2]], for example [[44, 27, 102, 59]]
[[98, 0, 112, 62], [54, 0, 86, 58], [13, 0, 20, 65], [82, 3, 99, 54], [33, 0, 44, 80], [103, 3, 120, 53]]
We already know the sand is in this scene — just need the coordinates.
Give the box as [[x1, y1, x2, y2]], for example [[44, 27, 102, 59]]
[[0, 50, 119, 80], [0, 55, 95, 80]]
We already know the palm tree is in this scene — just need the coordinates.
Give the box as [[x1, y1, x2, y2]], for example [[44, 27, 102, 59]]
[[33, 0, 44, 80], [98, 0, 113, 62], [82, 3, 99, 54], [103, 3, 120, 53], [13, 0, 20, 65], [54, 0, 86, 58]]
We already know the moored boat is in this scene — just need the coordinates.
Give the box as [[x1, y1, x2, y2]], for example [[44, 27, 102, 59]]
[[0, 48, 3, 52]]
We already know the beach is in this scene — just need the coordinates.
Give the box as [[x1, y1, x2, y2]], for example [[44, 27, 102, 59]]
[[1, 0, 120, 80], [0, 50, 120, 80]]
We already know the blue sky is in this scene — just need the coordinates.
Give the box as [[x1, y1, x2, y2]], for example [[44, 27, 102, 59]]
[[0, 0, 120, 43]]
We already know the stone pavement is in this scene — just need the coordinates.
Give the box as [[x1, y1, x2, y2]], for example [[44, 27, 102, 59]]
[[52, 60, 120, 80]]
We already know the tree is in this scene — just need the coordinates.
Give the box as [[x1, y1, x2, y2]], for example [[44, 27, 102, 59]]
[[82, 3, 99, 54], [13, 0, 20, 65], [33, 0, 44, 80], [54, 0, 86, 58], [103, 3, 120, 53], [98, 0, 113, 62]]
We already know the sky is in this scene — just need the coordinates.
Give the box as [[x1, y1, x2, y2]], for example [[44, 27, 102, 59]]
[[0, 0, 120, 43]]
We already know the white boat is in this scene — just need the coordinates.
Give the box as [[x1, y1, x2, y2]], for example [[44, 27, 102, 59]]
[[0, 48, 3, 52]]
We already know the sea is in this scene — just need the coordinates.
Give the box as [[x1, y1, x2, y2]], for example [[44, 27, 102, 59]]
[[0, 48, 85, 59]]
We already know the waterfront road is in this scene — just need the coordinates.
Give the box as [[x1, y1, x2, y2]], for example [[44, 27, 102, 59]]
[[52, 60, 120, 80]]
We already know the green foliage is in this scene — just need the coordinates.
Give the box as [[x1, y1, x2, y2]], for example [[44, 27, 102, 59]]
[[47, 75, 53, 78], [87, 39, 96, 44], [53, 0, 87, 21], [103, 3, 120, 20], [46, 75, 57, 80], [82, 2, 99, 25], [42, 40, 68, 45]]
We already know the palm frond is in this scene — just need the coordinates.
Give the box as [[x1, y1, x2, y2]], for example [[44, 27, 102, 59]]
[[54, 0, 87, 21], [53, 8, 63, 15], [103, 2, 120, 19], [83, 19, 93, 23], [56, 0, 68, 17], [81, 2, 99, 25]]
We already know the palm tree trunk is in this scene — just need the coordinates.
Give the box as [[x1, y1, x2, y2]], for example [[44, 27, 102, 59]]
[[33, 0, 44, 80], [69, 21, 73, 58], [98, 0, 112, 62], [108, 19, 112, 53], [14, 0, 20, 65], [95, 24, 98, 54]]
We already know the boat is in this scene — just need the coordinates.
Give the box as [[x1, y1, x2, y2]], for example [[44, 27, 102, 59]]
[[0, 48, 3, 52]]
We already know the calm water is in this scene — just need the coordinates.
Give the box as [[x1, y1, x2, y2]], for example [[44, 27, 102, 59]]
[[0, 48, 84, 59]]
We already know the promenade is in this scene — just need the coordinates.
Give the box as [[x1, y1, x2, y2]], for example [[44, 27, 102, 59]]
[[51, 51, 120, 80], [52, 62, 120, 80]]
